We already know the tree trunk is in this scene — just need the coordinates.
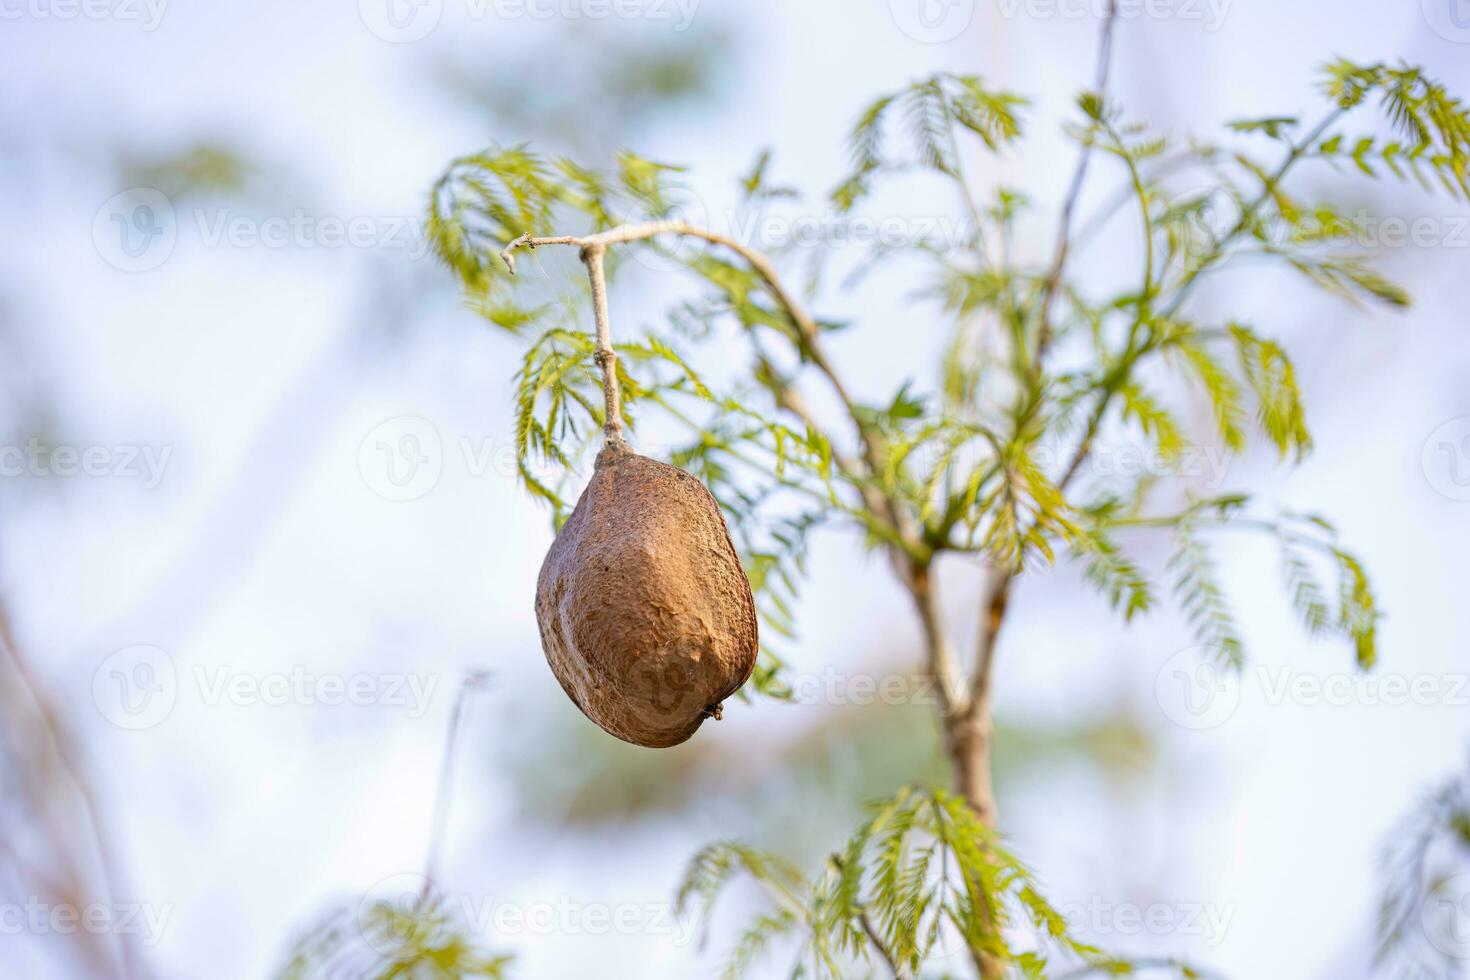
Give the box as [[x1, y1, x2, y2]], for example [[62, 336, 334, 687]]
[[944, 698, 997, 829], [907, 563, 1005, 980], [945, 697, 1004, 980]]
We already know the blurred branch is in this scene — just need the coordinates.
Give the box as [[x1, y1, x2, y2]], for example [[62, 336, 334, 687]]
[[1035, 0, 1121, 363], [501, 221, 922, 555], [422, 671, 492, 895], [0, 597, 140, 979], [828, 854, 900, 978]]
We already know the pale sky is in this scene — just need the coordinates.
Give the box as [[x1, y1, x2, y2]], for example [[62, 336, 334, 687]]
[[3, 1, 1469, 978]]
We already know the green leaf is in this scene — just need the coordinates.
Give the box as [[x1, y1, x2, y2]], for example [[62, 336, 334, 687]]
[[1076, 529, 1154, 622], [1119, 382, 1187, 458], [1176, 336, 1248, 453], [1168, 523, 1245, 667], [1228, 324, 1312, 459]]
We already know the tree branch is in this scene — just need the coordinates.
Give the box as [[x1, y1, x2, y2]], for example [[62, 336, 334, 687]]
[[909, 564, 965, 718], [1160, 107, 1344, 320], [969, 568, 1012, 709], [501, 221, 923, 554], [421, 671, 491, 899], [768, 380, 900, 540], [829, 854, 903, 979], [1035, 0, 1121, 365], [968, 1, 1122, 734], [1056, 109, 1346, 498], [0, 602, 139, 979], [578, 243, 623, 445], [502, 221, 841, 418]]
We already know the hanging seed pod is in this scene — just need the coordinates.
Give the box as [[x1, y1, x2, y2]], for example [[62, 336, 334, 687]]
[[535, 441, 759, 747]]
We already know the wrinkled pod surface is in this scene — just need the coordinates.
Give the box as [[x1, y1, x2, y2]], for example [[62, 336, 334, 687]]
[[534, 441, 759, 747]]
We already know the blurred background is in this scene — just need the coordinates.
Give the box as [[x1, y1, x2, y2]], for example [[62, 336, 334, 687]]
[[2, 1, 1469, 977]]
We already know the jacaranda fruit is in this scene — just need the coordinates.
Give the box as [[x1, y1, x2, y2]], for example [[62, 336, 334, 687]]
[[535, 442, 758, 747]]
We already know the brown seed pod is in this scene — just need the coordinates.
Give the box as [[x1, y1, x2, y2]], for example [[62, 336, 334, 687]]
[[534, 440, 759, 747]]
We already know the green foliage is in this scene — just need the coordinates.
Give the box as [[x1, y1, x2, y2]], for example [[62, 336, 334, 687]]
[[1377, 763, 1470, 977], [1226, 324, 1311, 459], [1273, 515, 1381, 670], [678, 787, 1205, 979], [1170, 329, 1247, 453], [1167, 518, 1244, 667], [1319, 61, 1470, 200], [1226, 116, 1299, 141], [426, 145, 691, 307], [833, 73, 1027, 211], [741, 148, 800, 203], [1090, 497, 1379, 671], [118, 141, 262, 201], [1077, 529, 1153, 623], [434, 25, 734, 155], [418, 45, 1448, 720], [274, 891, 511, 980], [422, 45, 1466, 978]]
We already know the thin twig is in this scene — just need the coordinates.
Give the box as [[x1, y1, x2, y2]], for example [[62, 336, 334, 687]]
[[504, 223, 823, 393], [1034, 0, 1121, 365], [0, 602, 139, 979], [500, 221, 922, 552], [828, 855, 903, 979], [768, 379, 901, 541], [971, 3, 1122, 725], [945, 9, 1124, 852], [908, 565, 965, 719], [421, 671, 491, 899], [1058, 109, 1346, 497], [502, 234, 624, 445], [579, 244, 623, 445], [1161, 108, 1344, 320], [969, 569, 1012, 708]]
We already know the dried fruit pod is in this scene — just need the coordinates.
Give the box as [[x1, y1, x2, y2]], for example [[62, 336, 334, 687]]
[[535, 441, 759, 747]]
